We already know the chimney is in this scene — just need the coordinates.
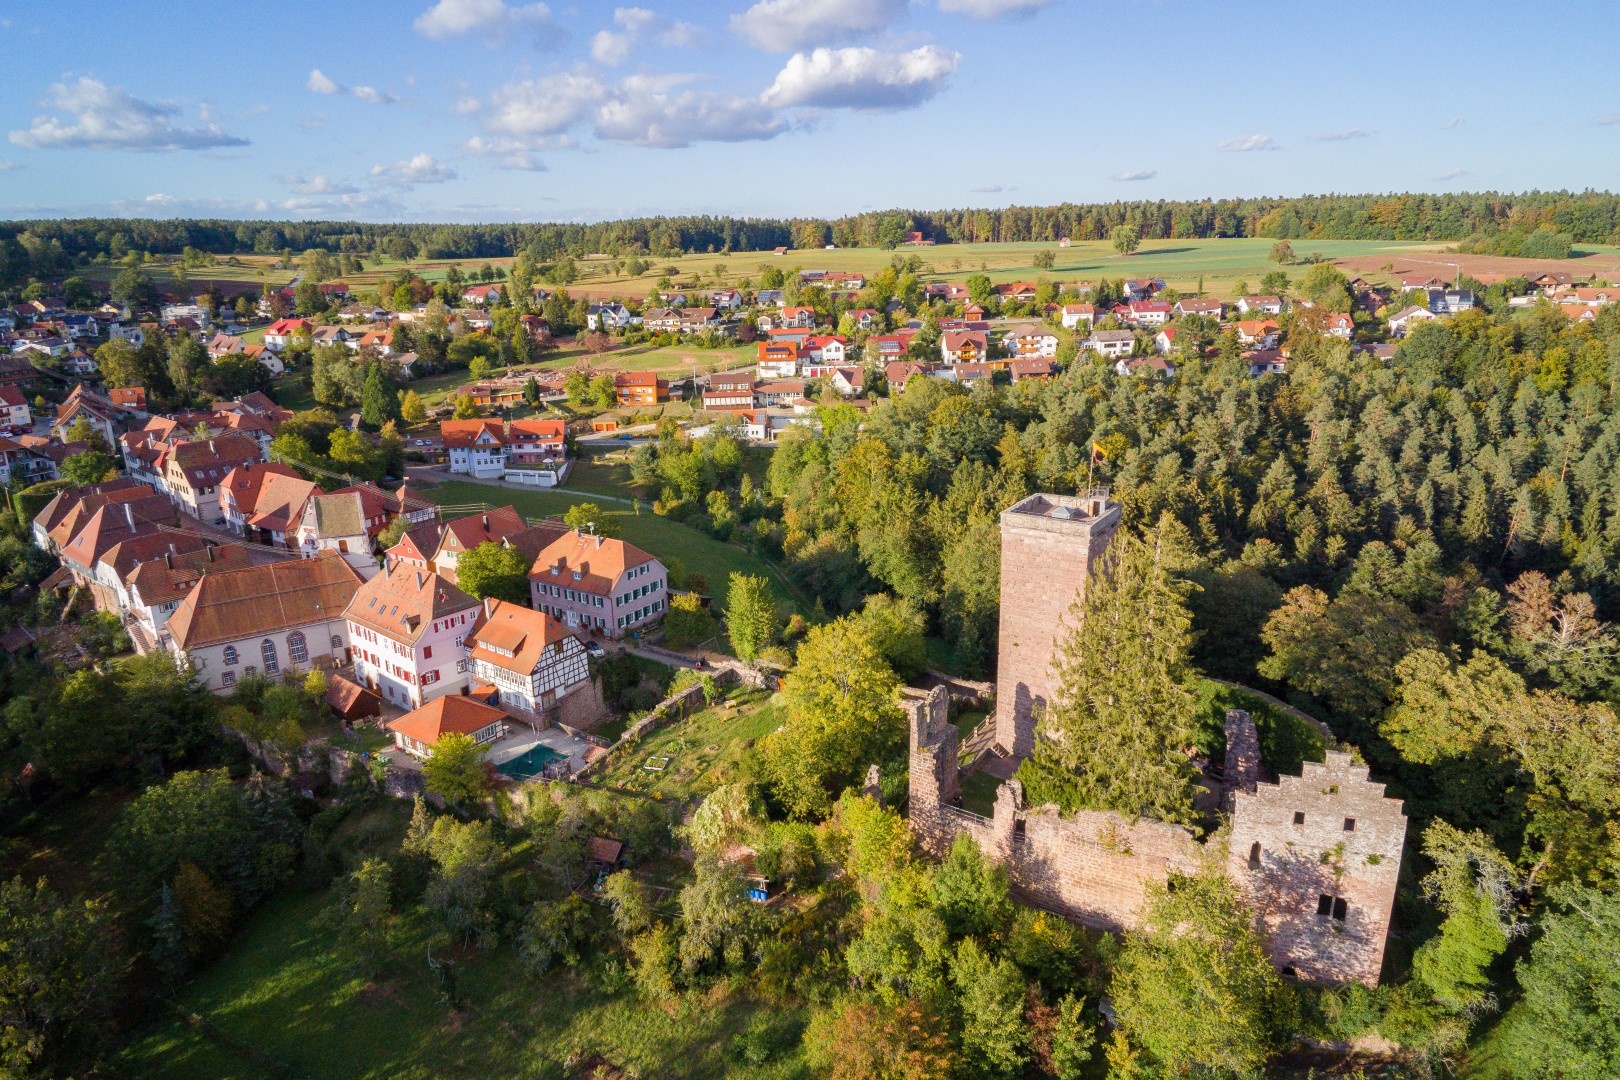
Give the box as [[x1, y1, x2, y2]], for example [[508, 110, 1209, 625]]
[[481, 512, 489, 530], [123, 502, 135, 530], [208, 439, 216, 454], [163, 551, 173, 569]]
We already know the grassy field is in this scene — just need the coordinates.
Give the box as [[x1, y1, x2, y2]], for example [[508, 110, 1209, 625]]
[[594, 687, 783, 800], [421, 481, 804, 614], [339, 239, 1465, 303], [79, 254, 295, 293]]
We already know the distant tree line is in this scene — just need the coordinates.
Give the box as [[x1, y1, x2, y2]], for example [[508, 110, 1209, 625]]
[[7, 190, 1620, 289]]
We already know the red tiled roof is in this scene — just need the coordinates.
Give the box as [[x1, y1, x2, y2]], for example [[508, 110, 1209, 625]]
[[388, 695, 508, 747]]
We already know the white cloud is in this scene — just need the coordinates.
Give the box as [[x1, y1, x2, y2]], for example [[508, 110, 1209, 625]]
[[281, 174, 359, 195], [1596, 113, 1620, 126], [970, 184, 1012, 193], [1112, 169, 1156, 181], [453, 96, 482, 115], [1307, 128, 1372, 141], [1443, 116, 1464, 129], [938, 0, 1052, 19], [596, 74, 785, 148], [369, 152, 458, 187], [352, 85, 397, 105], [462, 136, 550, 170], [483, 71, 605, 142], [732, 0, 908, 52], [413, 0, 555, 41], [0, 161, 21, 172], [592, 30, 635, 65], [8, 77, 248, 152], [297, 113, 327, 130], [307, 68, 343, 94], [593, 8, 705, 65], [762, 45, 959, 110], [1218, 133, 1276, 152], [1436, 168, 1468, 181]]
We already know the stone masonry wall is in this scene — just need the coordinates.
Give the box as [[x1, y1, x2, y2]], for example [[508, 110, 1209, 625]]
[[1227, 754, 1407, 987], [993, 493, 1121, 758], [906, 690, 1407, 986]]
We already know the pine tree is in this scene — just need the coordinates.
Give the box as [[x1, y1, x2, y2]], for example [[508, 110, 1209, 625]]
[[1016, 518, 1201, 824], [147, 881, 187, 987], [360, 363, 398, 428]]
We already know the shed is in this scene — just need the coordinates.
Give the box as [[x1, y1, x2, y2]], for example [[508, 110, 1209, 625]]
[[326, 673, 381, 723]]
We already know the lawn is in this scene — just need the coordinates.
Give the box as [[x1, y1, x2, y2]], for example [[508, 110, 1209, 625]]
[[593, 687, 784, 800], [959, 769, 1002, 818], [421, 481, 805, 614], [119, 885, 814, 1080]]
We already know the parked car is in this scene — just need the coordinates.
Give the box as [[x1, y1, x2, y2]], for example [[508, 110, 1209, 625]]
[[584, 640, 607, 659]]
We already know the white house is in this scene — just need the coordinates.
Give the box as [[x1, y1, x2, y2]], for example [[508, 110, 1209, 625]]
[[1236, 295, 1284, 316], [1086, 329, 1136, 359], [1386, 306, 1437, 337], [441, 419, 507, 479], [587, 303, 633, 330], [1060, 304, 1095, 330], [344, 563, 483, 710], [387, 696, 510, 760], [528, 530, 669, 639]]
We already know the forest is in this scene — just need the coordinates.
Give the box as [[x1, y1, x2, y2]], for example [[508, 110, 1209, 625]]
[[4, 189, 1620, 288]]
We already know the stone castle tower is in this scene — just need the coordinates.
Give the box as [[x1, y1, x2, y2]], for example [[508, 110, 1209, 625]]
[[994, 491, 1121, 758]]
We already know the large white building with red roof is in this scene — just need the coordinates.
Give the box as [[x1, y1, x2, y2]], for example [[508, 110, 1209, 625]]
[[343, 563, 482, 709]]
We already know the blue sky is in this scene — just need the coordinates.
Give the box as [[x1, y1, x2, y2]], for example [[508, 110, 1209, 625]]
[[1, 0, 1617, 224]]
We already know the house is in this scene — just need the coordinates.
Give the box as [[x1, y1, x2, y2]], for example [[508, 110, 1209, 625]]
[[310, 326, 350, 348], [926, 283, 970, 302], [1558, 303, 1600, 324], [62, 349, 98, 377], [108, 386, 147, 411], [756, 341, 801, 380], [1001, 324, 1059, 358], [1060, 304, 1096, 330], [385, 522, 442, 574], [1236, 295, 1284, 316], [1116, 356, 1176, 379], [779, 306, 816, 329], [263, 318, 314, 351], [614, 371, 668, 407], [1556, 287, 1617, 307], [1174, 298, 1223, 320], [800, 335, 845, 364], [1319, 312, 1355, 339], [294, 491, 381, 577], [337, 303, 389, 323], [159, 433, 265, 525], [207, 333, 248, 359], [432, 506, 528, 582], [676, 307, 722, 335], [461, 284, 503, 306], [345, 563, 483, 709], [166, 552, 364, 694], [123, 542, 255, 653], [1244, 349, 1288, 376], [1400, 274, 1445, 291], [219, 462, 320, 548], [1126, 301, 1173, 327], [1235, 319, 1282, 347], [1086, 329, 1136, 359], [885, 360, 934, 394], [388, 696, 510, 759], [1427, 289, 1475, 315], [55, 496, 182, 598], [586, 303, 633, 331], [441, 418, 507, 478], [993, 282, 1038, 304], [826, 367, 864, 397], [53, 385, 131, 447], [1009, 357, 1059, 383], [709, 289, 743, 310], [703, 372, 757, 412], [1122, 279, 1164, 301], [946, 362, 997, 389], [940, 330, 989, 365], [753, 379, 807, 407], [1153, 327, 1178, 354], [849, 308, 880, 331], [962, 303, 987, 323], [0, 386, 30, 432], [867, 334, 915, 363], [506, 418, 568, 483], [528, 530, 668, 639], [30, 479, 151, 552], [465, 598, 594, 717], [1386, 306, 1437, 337]]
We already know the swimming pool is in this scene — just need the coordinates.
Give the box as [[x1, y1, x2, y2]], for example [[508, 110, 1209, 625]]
[[495, 743, 568, 780]]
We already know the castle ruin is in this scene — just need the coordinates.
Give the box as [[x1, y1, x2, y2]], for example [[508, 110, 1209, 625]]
[[907, 491, 1406, 987]]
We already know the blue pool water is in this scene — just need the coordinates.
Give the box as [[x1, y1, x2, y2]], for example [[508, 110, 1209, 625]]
[[496, 743, 567, 779]]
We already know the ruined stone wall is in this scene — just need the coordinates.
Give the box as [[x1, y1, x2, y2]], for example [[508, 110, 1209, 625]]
[[905, 690, 1407, 986], [1223, 708, 1263, 811], [993, 493, 1120, 758], [1227, 754, 1406, 987]]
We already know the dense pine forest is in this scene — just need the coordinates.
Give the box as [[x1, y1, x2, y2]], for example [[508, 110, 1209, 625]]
[[4, 190, 1620, 286]]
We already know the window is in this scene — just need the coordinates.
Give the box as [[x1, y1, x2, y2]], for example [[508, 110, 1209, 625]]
[[457, 658, 470, 673], [1293, 812, 1305, 826], [1317, 895, 1348, 921], [454, 636, 464, 648], [261, 639, 279, 674], [331, 635, 343, 651], [287, 631, 307, 664], [223, 645, 239, 665], [222, 670, 236, 687], [424, 645, 433, 659], [1343, 818, 1356, 832]]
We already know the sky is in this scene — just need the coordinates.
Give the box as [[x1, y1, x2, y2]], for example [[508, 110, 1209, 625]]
[[2, 0, 1619, 225]]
